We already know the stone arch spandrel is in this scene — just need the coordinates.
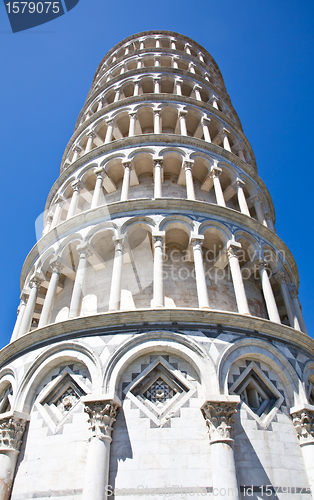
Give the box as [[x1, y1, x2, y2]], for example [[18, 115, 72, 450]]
[[218, 338, 305, 408], [15, 342, 102, 415], [103, 331, 217, 398]]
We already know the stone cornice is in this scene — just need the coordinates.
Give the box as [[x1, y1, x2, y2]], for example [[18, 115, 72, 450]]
[[92, 30, 226, 89], [24, 199, 293, 290], [75, 67, 240, 132], [1, 309, 312, 369], [67, 93, 248, 168]]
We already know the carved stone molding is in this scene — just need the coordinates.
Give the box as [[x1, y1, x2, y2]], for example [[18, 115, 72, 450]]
[[291, 409, 314, 446], [84, 399, 120, 442], [201, 400, 239, 444], [0, 415, 27, 452]]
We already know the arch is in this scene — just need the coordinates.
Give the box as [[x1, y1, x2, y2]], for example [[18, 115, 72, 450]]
[[103, 331, 217, 397], [15, 342, 102, 414], [218, 338, 304, 408]]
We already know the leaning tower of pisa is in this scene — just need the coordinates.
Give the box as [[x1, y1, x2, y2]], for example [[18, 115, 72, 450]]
[[0, 30, 313, 500]]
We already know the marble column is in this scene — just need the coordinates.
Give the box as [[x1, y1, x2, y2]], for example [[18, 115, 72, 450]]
[[154, 56, 160, 67], [104, 119, 115, 144], [236, 147, 246, 162], [85, 131, 96, 154], [97, 97, 106, 112], [171, 39, 176, 50], [72, 145, 82, 163], [42, 214, 53, 236], [114, 86, 122, 102], [128, 112, 137, 137], [82, 398, 120, 500], [227, 242, 250, 315], [108, 238, 124, 311], [189, 63, 196, 74], [91, 168, 104, 209], [275, 273, 300, 330], [221, 128, 231, 152], [259, 260, 281, 324], [191, 238, 210, 309], [179, 110, 188, 136], [152, 235, 164, 308], [153, 158, 163, 198], [211, 166, 226, 207], [154, 77, 160, 94], [198, 52, 205, 62], [18, 276, 43, 337], [69, 245, 90, 318], [291, 406, 314, 497], [290, 286, 308, 334], [265, 210, 275, 232], [154, 110, 161, 134], [194, 84, 202, 101], [202, 117, 212, 143], [120, 161, 132, 202], [51, 196, 63, 229], [234, 178, 250, 217], [172, 57, 179, 69], [175, 78, 183, 95], [67, 181, 82, 220], [10, 295, 27, 342], [38, 260, 63, 328], [185, 43, 192, 54], [211, 95, 219, 110], [0, 413, 28, 500], [201, 399, 240, 500], [251, 194, 267, 226], [184, 161, 195, 200], [133, 81, 140, 96]]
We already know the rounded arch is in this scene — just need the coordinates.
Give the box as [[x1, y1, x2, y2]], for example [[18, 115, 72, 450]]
[[218, 338, 304, 408], [103, 331, 217, 398], [15, 342, 102, 414]]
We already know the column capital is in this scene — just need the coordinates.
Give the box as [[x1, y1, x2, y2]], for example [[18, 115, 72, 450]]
[[188, 62, 196, 69], [274, 271, 289, 285], [221, 127, 230, 136], [153, 157, 163, 168], [122, 160, 132, 170], [211, 94, 219, 103], [82, 398, 120, 442], [250, 192, 264, 205], [175, 77, 183, 84], [226, 241, 242, 260], [291, 408, 314, 446], [0, 413, 28, 452], [190, 235, 204, 246], [179, 109, 188, 118], [94, 166, 104, 178], [49, 257, 64, 274], [73, 145, 82, 154], [128, 111, 137, 119], [233, 177, 245, 189], [76, 243, 92, 259], [153, 109, 161, 116], [289, 285, 299, 300], [71, 180, 82, 192], [153, 76, 161, 83], [105, 117, 115, 127], [202, 116, 211, 126], [210, 165, 222, 178], [29, 273, 44, 289], [184, 160, 194, 171], [201, 399, 239, 444], [86, 130, 96, 140], [194, 83, 202, 91], [152, 233, 165, 246], [113, 237, 124, 252]]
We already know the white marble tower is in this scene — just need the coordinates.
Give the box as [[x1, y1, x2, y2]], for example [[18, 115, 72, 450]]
[[0, 31, 313, 500]]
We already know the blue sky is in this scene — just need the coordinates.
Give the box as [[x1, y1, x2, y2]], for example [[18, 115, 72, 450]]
[[0, 0, 313, 346]]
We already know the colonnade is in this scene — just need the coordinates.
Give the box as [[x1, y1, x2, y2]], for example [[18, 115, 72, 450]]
[[81, 77, 234, 126], [48, 160, 270, 233], [11, 233, 306, 340], [69, 105, 249, 166]]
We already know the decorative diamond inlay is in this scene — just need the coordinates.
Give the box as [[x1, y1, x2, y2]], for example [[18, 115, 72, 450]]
[[144, 378, 175, 405], [123, 356, 196, 427], [35, 367, 90, 434], [229, 361, 284, 427]]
